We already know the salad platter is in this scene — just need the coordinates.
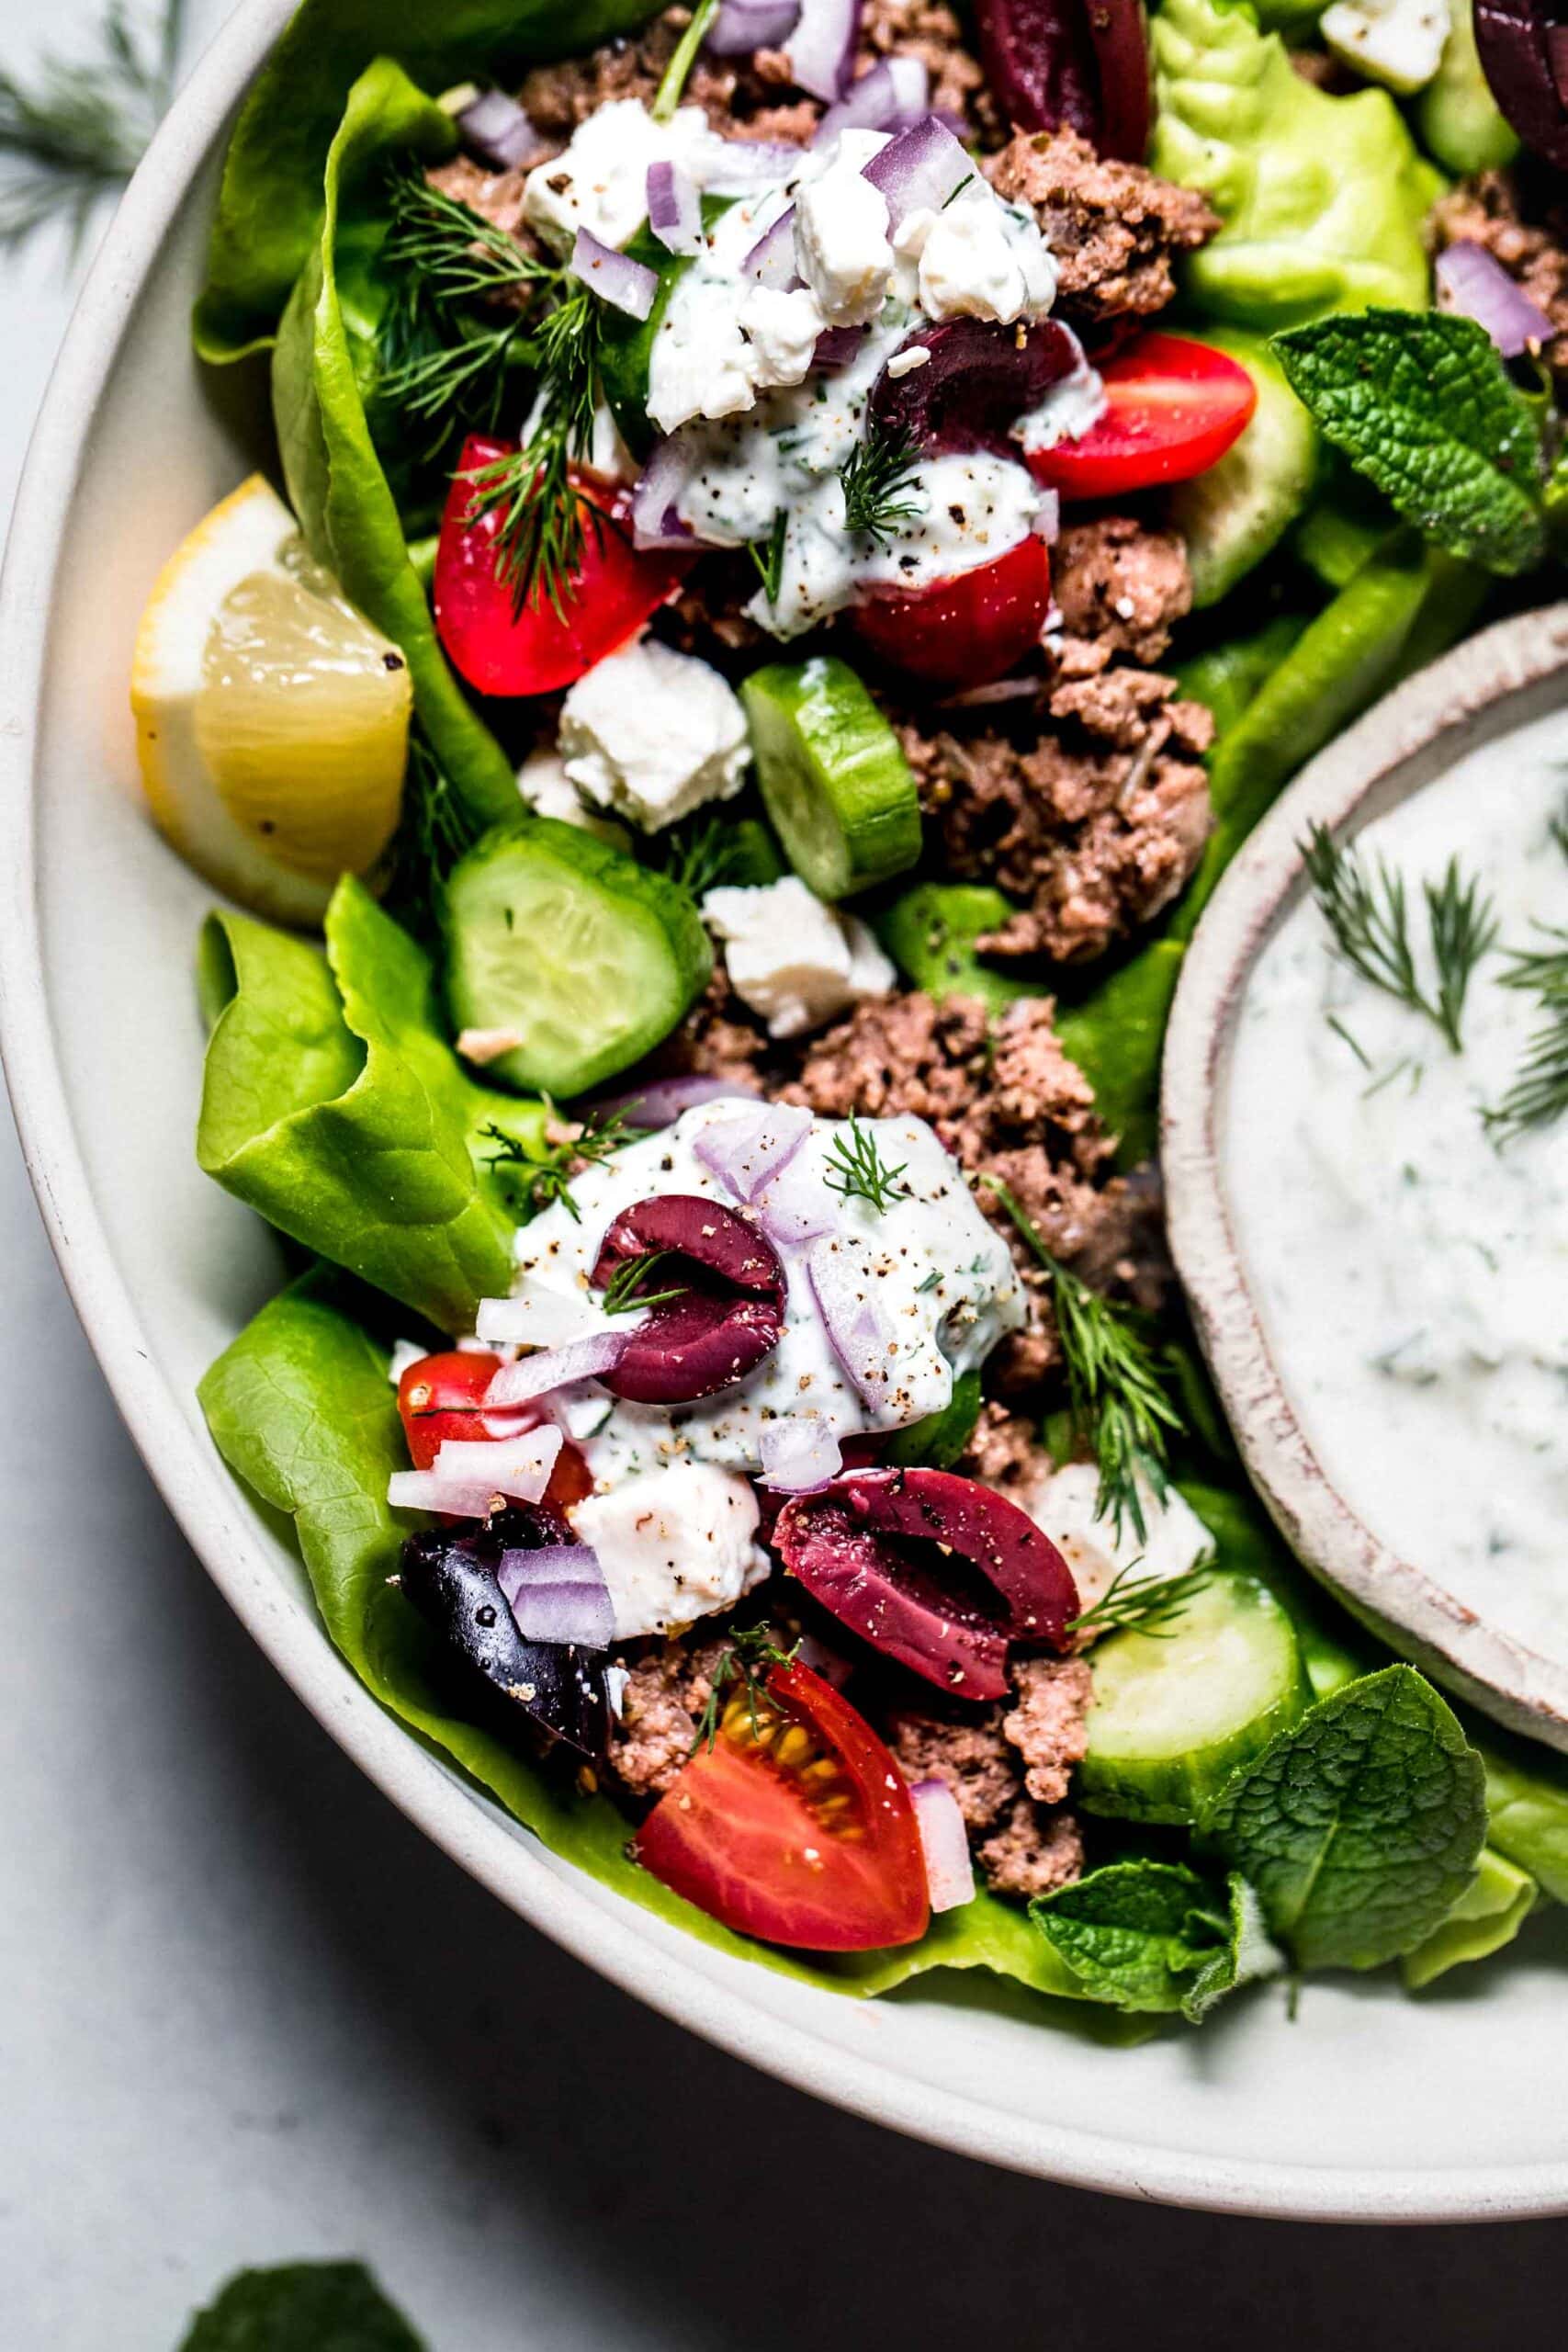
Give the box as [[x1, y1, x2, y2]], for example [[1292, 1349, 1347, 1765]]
[[5, 0, 1568, 2217]]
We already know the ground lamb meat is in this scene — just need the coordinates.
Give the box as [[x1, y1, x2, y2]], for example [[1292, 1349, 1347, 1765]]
[[883, 1701, 1021, 1829], [987, 128, 1218, 328], [855, 0, 1002, 147], [521, 9, 823, 145], [976, 1799, 1085, 1899], [606, 1636, 732, 1799], [1003, 1656, 1093, 1805], [958, 1400, 1057, 1499], [1430, 170, 1568, 379], [424, 154, 539, 243], [662, 962, 773, 1089], [1051, 514, 1196, 674]]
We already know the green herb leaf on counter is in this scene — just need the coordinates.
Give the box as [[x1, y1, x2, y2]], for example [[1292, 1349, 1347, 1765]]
[[1031, 1860, 1282, 2022], [1303, 821, 1497, 1052], [1203, 1666, 1488, 1971], [179, 2258, 425, 2350], [1483, 923, 1568, 1141], [824, 1116, 908, 1215], [1273, 311, 1547, 575], [0, 0, 180, 254], [841, 421, 926, 546]]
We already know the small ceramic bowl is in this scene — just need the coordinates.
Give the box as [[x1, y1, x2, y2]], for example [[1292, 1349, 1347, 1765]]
[[1164, 603, 1568, 1754]]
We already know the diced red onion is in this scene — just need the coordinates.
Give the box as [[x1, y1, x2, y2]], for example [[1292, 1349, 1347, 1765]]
[[704, 141, 808, 195], [790, 0, 864, 102], [693, 1102, 814, 1201], [861, 115, 973, 230], [498, 1543, 615, 1648], [706, 0, 803, 52], [631, 436, 702, 553], [430, 1428, 562, 1500], [647, 159, 704, 257], [485, 1330, 631, 1408], [813, 324, 865, 368], [807, 1238, 895, 1404], [477, 1283, 611, 1349], [759, 1413, 844, 1491], [939, 674, 1044, 708], [455, 90, 549, 173], [743, 206, 798, 288], [570, 228, 658, 321], [594, 1072, 762, 1129], [1031, 487, 1060, 542], [910, 1778, 976, 1912], [1435, 240, 1555, 357], [388, 1470, 505, 1519], [817, 57, 931, 145], [755, 1150, 839, 1248]]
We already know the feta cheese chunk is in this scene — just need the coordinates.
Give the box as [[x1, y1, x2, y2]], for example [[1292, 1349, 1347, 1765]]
[[919, 198, 1056, 325], [703, 876, 896, 1038], [739, 284, 828, 391], [1321, 0, 1449, 92], [795, 153, 895, 326], [569, 1458, 769, 1637], [516, 748, 631, 846], [558, 639, 750, 831], [524, 99, 717, 255], [1028, 1464, 1216, 1611]]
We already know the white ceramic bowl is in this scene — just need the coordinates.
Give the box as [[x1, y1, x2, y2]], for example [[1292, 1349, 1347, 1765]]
[[5, 1, 1568, 2221]]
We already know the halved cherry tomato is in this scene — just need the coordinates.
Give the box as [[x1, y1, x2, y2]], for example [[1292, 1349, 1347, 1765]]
[[1025, 333, 1258, 502], [852, 534, 1052, 689], [636, 1657, 931, 1951], [397, 1350, 592, 1509], [434, 435, 692, 697]]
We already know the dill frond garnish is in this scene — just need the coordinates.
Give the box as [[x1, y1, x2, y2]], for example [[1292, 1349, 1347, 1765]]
[[375, 165, 554, 445], [1483, 924, 1568, 1142], [840, 421, 925, 546], [600, 1249, 685, 1316], [982, 1176, 1184, 1546], [656, 811, 750, 899], [0, 0, 181, 253], [691, 1623, 800, 1753], [1303, 822, 1496, 1053], [748, 508, 788, 606], [459, 282, 606, 619], [1068, 1560, 1215, 1644], [823, 1116, 908, 1215], [480, 1102, 639, 1221]]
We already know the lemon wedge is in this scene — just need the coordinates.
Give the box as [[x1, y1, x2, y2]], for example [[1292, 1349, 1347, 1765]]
[[131, 475, 412, 927]]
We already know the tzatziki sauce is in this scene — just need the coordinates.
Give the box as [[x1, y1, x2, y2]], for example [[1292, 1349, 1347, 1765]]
[[1224, 710, 1568, 1659]]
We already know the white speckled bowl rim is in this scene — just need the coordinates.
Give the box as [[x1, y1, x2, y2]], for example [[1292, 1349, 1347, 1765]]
[[1165, 601, 1568, 1753]]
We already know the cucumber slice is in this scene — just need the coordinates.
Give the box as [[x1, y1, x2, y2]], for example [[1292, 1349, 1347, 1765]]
[[877, 882, 1051, 1013], [741, 656, 922, 901], [1169, 332, 1319, 610], [1081, 1573, 1313, 1825], [443, 818, 711, 1096], [598, 198, 735, 459]]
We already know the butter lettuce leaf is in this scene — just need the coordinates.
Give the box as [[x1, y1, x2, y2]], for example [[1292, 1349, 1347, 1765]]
[[197, 877, 546, 1333], [199, 1271, 1126, 2028], [179, 2262, 423, 2351], [1402, 1848, 1538, 1989], [1032, 1860, 1281, 2021], [1151, 0, 1438, 329]]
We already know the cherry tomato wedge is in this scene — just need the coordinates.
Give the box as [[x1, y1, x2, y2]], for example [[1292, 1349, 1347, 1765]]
[[397, 1351, 592, 1509], [1025, 334, 1258, 502], [852, 534, 1051, 689], [637, 1657, 931, 1951], [434, 435, 692, 697]]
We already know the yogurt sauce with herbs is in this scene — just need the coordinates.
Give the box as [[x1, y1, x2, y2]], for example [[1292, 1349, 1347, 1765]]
[[1225, 713, 1568, 1657]]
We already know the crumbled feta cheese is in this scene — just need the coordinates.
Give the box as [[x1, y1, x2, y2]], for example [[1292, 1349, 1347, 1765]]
[[886, 344, 931, 379], [1321, 0, 1449, 93], [794, 153, 895, 326], [516, 748, 631, 846], [568, 1458, 770, 1637], [558, 639, 750, 830], [702, 876, 896, 1038], [523, 99, 717, 255], [918, 195, 1056, 325], [739, 284, 828, 390], [1029, 1464, 1215, 1611]]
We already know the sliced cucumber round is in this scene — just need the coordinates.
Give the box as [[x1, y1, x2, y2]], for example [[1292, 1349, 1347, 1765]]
[[442, 817, 711, 1097], [1169, 331, 1320, 611], [878, 881, 1050, 1012], [1080, 1573, 1313, 1826], [741, 656, 922, 901]]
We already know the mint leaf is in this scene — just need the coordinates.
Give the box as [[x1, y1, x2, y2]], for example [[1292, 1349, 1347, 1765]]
[[179, 2262, 424, 2349], [1204, 1665, 1487, 1970], [1273, 310, 1545, 575], [1030, 1860, 1281, 2023]]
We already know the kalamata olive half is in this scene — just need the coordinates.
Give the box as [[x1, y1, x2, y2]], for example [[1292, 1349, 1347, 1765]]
[[869, 317, 1082, 460], [592, 1193, 787, 1404], [975, 0, 1154, 164], [400, 1507, 613, 1761], [1476, 0, 1568, 168], [773, 1466, 1078, 1702]]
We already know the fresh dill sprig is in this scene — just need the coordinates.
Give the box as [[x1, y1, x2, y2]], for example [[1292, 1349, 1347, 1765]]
[[748, 509, 788, 606], [691, 1623, 800, 1754], [652, 0, 721, 122], [600, 1249, 685, 1316], [982, 1176, 1184, 1545], [384, 731, 484, 939], [840, 421, 926, 546], [1302, 822, 1496, 1053], [0, 0, 182, 254], [657, 811, 750, 899], [376, 166, 555, 446], [1483, 924, 1568, 1142], [1068, 1560, 1215, 1644], [480, 1102, 638, 1221], [461, 282, 605, 618], [823, 1117, 908, 1215]]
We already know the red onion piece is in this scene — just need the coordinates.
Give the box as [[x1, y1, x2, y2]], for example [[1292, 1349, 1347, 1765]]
[[1436, 239, 1555, 356], [455, 90, 550, 173], [790, 0, 863, 101], [693, 1102, 814, 1201], [631, 437, 702, 552], [870, 315, 1083, 458], [759, 1413, 844, 1491], [570, 227, 659, 320], [910, 1778, 976, 1912], [1477, 0, 1568, 166], [707, 0, 803, 51], [1031, 488, 1061, 541], [430, 1429, 562, 1498], [807, 1238, 897, 1406], [743, 206, 799, 288], [756, 1150, 839, 1248], [705, 140, 809, 194], [815, 54, 930, 142], [814, 324, 866, 368], [592, 1195, 788, 1402], [388, 1470, 509, 1518], [499, 1543, 615, 1648], [861, 115, 974, 232], [485, 1330, 632, 1409], [647, 159, 704, 256], [974, 0, 1152, 164], [594, 1072, 763, 1129], [477, 1281, 608, 1348]]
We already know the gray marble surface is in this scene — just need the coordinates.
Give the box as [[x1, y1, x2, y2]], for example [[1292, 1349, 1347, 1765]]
[[1, 5, 1564, 2344]]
